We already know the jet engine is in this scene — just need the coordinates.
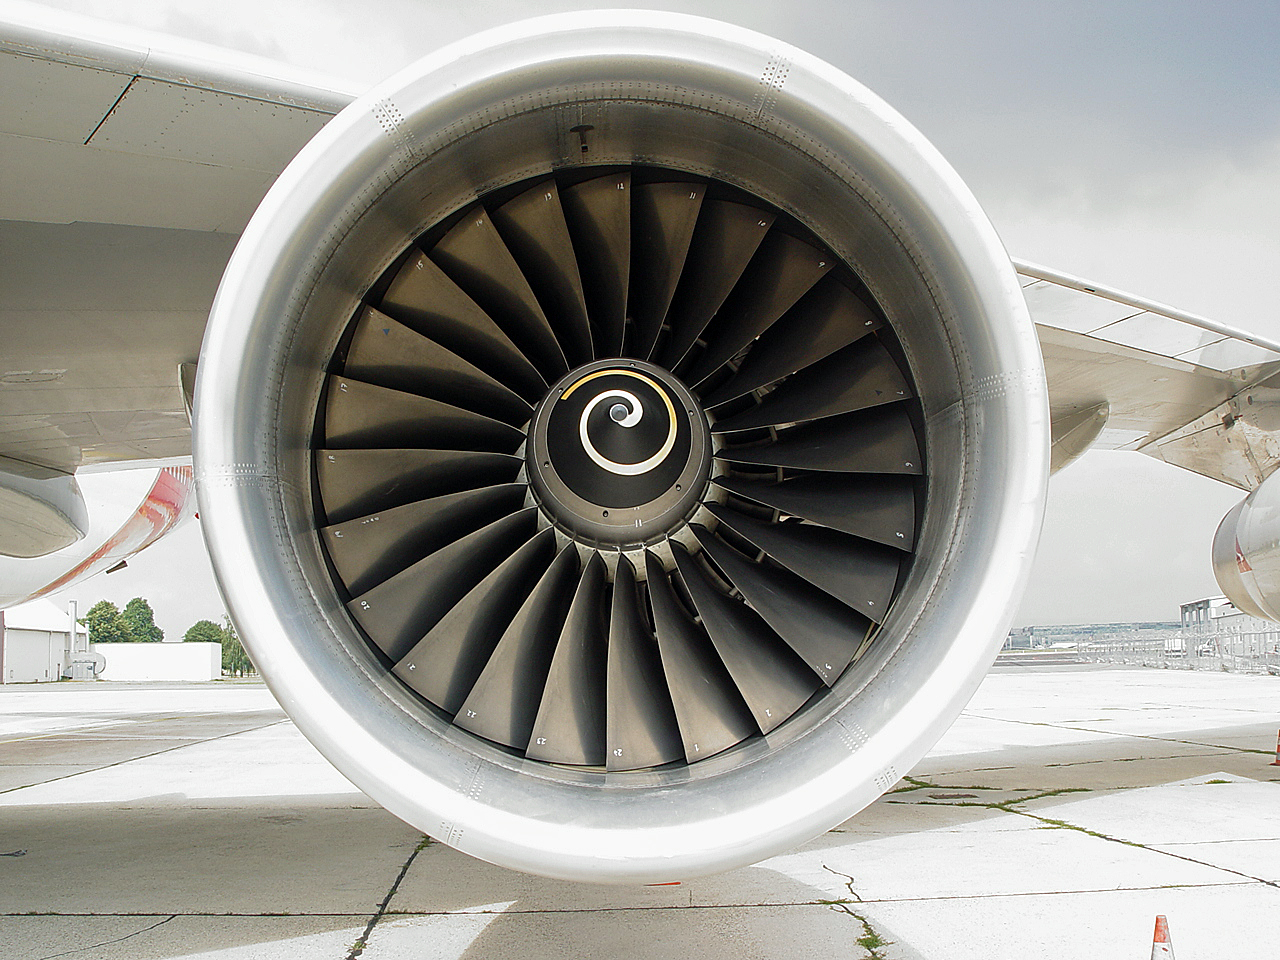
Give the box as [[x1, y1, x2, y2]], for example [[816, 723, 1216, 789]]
[[194, 13, 1048, 882], [1213, 474, 1280, 621]]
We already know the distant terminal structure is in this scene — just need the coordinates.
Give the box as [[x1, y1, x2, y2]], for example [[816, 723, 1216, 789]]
[[1004, 597, 1280, 674]]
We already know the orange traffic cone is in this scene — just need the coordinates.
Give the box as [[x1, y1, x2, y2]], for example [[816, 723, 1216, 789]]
[[1270, 729, 1280, 766], [1150, 915, 1174, 959]]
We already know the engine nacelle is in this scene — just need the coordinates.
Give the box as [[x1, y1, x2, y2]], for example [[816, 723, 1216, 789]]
[[195, 13, 1048, 882], [1213, 474, 1280, 622]]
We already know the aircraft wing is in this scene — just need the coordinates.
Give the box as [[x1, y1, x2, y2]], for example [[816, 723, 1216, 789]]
[[1019, 260, 1280, 488], [0, 4, 355, 474], [5, 6, 1277, 495]]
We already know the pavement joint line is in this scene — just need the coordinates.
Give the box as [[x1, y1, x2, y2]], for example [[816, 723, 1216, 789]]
[[880, 778, 1280, 891], [963, 713, 1276, 755], [345, 835, 431, 959], [0, 713, 276, 745], [1042, 751, 1237, 767], [0, 720, 290, 797], [30, 913, 176, 960], [827, 902, 893, 959], [1000, 806, 1280, 889], [0, 882, 1261, 922]]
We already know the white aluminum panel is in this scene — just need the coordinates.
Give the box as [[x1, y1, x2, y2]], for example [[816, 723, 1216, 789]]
[[1089, 311, 1226, 358], [1086, 427, 1149, 451], [1179, 339, 1280, 373], [1022, 280, 1142, 334], [0, 133, 275, 230], [89, 78, 330, 172], [0, 50, 127, 142]]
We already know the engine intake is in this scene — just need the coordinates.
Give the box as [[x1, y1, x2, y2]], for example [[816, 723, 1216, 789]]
[[194, 12, 1048, 881]]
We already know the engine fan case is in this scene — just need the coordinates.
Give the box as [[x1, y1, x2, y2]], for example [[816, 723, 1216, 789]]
[[1213, 482, 1280, 622], [194, 12, 1049, 881]]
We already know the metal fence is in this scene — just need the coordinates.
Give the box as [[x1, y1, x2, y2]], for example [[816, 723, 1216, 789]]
[[1072, 630, 1280, 675]]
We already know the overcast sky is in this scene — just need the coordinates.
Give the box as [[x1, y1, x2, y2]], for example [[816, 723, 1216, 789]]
[[31, 0, 1280, 635]]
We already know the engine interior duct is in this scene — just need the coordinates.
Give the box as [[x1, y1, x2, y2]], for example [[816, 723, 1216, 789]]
[[194, 12, 1048, 882]]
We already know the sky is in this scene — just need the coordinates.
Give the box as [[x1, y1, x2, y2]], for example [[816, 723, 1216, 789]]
[[28, 0, 1280, 634]]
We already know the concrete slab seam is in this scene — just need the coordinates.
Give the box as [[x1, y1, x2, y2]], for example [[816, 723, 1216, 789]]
[[31, 913, 176, 960], [0, 719, 290, 797], [345, 835, 431, 959]]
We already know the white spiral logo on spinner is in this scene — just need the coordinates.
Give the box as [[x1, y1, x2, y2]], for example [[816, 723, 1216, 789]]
[[579, 389, 676, 476]]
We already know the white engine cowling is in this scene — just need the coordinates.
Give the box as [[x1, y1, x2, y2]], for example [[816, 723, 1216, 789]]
[[1213, 474, 1280, 621], [194, 13, 1049, 882]]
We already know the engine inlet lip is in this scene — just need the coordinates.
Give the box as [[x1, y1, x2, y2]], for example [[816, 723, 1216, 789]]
[[526, 358, 711, 548], [195, 10, 1048, 883]]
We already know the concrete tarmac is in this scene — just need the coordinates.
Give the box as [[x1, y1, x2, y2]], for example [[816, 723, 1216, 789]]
[[1, 665, 1277, 959]]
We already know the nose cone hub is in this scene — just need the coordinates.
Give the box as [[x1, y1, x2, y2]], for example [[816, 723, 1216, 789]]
[[527, 359, 711, 546]]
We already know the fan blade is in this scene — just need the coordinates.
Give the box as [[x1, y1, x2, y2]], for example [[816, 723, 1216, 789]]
[[323, 376, 525, 453], [704, 503, 900, 622], [630, 181, 704, 360], [670, 543, 819, 734], [560, 173, 631, 356], [490, 179, 594, 366], [455, 544, 582, 750], [393, 529, 557, 714], [716, 405, 921, 475], [711, 340, 910, 433], [605, 559, 684, 770], [660, 200, 773, 369], [712, 474, 915, 551], [644, 551, 758, 760], [348, 509, 537, 662], [692, 525, 871, 685], [344, 306, 531, 426], [316, 448, 522, 526], [702, 280, 881, 406], [526, 552, 609, 765], [682, 232, 833, 386], [322, 484, 526, 598], [379, 250, 545, 400], [431, 207, 568, 376]]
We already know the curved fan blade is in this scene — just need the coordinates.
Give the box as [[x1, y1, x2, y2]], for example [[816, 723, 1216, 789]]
[[630, 181, 705, 360], [526, 552, 609, 765], [645, 552, 757, 761], [379, 250, 545, 399], [455, 544, 582, 749], [490, 179, 594, 366], [692, 525, 872, 685], [324, 377, 525, 453], [704, 504, 900, 623], [322, 484, 526, 598], [431, 208, 569, 376], [669, 543, 819, 733], [348, 508, 537, 662], [682, 232, 833, 386], [393, 528, 557, 714], [605, 559, 684, 770], [560, 173, 631, 356], [344, 306, 531, 426], [702, 281, 881, 407], [660, 201, 774, 369], [712, 474, 915, 551], [316, 448, 522, 526], [711, 340, 910, 433], [716, 404, 921, 475]]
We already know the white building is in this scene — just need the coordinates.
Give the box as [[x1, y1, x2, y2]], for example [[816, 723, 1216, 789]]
[[0, 598, 86, 683]]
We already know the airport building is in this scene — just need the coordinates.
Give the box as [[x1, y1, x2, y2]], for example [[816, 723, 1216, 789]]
[[0, 598, 86, 683]]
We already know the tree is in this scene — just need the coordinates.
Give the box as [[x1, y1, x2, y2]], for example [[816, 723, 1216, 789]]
[[220, 615, 255, 677], [120, 597, 163, 643], [82, 600, 132, 644], [182, 619, 223, 644]]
